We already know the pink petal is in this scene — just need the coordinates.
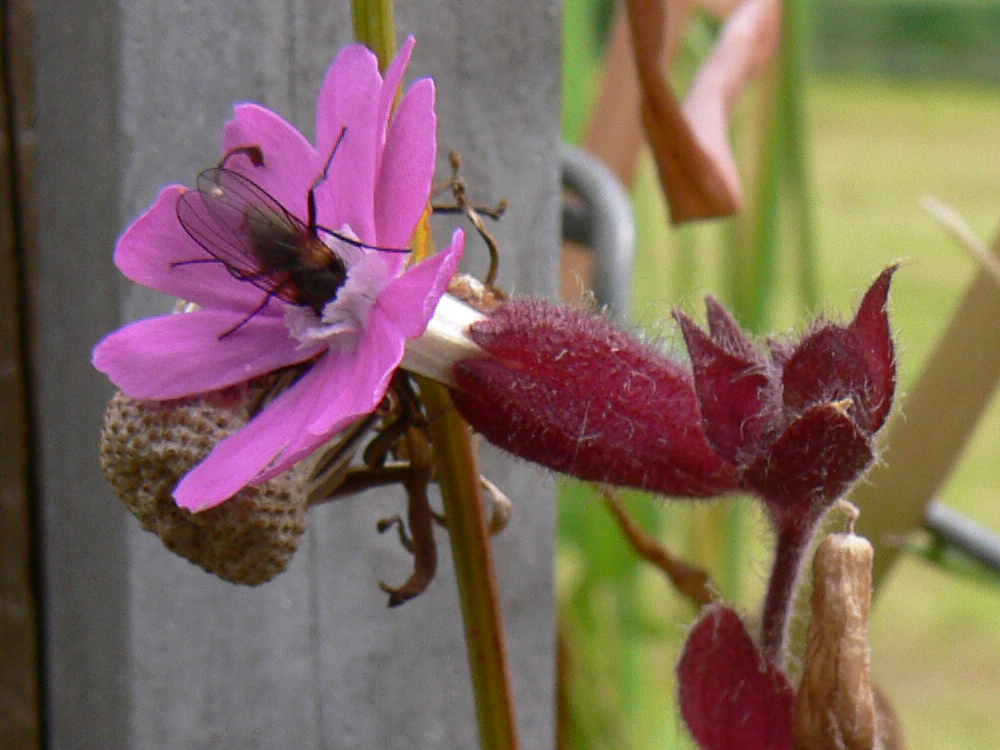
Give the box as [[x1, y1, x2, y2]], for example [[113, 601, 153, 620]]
[[221, 103, 321, 217], [377, 229, 464, 339], [314, 44, 382, 241], [253, 319, 407, 484], [678, 605, 795, 750], [374, 36, 416, 159], [172, 366, 324, 511], [115, 186, 266, 311], [304, 312, 405, 438], [92, 310, 322, 400], [375, 77, 436, 247]]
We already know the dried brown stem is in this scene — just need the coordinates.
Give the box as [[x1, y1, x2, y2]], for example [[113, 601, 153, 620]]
[[602, 488, 716, 607], [378, 425, 438, 607], [432, 150, 508, 290]]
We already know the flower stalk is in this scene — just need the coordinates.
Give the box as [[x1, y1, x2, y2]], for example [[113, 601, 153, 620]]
[[417, 377, 521, 750], [352, 0, 397, 74], [351, 9, 520, 749]]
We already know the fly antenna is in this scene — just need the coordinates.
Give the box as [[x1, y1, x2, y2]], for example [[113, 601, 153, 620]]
[[308, 127, 348, 233]]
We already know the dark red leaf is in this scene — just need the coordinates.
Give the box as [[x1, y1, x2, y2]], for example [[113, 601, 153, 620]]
[[705, 295, 759, 361], [678, 605, 795, 750], [743, 403, 874, 528], [782, 268, 897, 434]]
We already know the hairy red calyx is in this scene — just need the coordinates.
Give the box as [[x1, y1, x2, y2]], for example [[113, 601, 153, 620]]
[[452, 267, 896, 522], [451, 300, 741, 498]]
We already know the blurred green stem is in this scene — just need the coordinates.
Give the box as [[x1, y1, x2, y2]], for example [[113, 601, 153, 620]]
[[780, 0, 819, 312]]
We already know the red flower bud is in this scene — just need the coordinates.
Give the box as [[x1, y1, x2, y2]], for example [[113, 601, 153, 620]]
[[677, 266, 897, 525], [450, 267, 896, 535], [676, 268, 897, 662], [451, 300, 740, 497]]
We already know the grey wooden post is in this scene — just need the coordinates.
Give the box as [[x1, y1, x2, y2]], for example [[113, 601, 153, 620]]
[[34, 2, 559, 747]]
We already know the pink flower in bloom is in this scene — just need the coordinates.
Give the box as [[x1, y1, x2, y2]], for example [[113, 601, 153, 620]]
[[93, 37, 464, 512]]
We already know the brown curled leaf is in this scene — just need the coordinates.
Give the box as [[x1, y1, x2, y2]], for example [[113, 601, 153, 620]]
[[627, 0, 740, 223], [681, 0, 782, 210], [625, 0, 782, 223]]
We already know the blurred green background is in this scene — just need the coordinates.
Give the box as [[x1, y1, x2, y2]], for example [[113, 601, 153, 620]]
[[559, 1, 1000, 748]]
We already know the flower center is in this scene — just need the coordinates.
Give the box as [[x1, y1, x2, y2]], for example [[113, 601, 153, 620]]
[[285, 228, 392, 353]]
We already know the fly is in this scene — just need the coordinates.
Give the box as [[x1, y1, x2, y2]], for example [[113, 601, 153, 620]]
[[175, 129, 407, 335]]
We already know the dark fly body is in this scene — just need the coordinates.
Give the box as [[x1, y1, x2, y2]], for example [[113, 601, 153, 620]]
[[174, 134, 407, 333]]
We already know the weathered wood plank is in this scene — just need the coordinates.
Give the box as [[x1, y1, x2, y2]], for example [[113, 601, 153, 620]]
[[1, 1, 42, 746]]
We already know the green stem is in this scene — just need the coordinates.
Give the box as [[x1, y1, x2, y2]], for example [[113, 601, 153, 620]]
[[417, 379, 520, 750], [352, 11, 519, 746], [780, 0, 819, 312], [351, 0, 397, 72]]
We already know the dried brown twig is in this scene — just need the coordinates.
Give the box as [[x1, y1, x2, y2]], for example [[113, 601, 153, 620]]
[[602, 487, 717, 608]]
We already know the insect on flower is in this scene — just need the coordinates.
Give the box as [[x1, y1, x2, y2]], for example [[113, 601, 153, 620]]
[[175, 128, 409, 334]]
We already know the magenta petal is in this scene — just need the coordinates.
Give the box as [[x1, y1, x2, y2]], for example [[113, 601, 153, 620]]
[[375, 78, 436, 247], [676, 309, 772, 463], [172, 371, 321, 511], [678, 605, 795, 750], [251, 317, 407, 485], [114, 186, 265, 311], [378, 230, 464, 338], [314, 44, 382, 240], [304, 313, 405, 438], [374, 36, 416, 158], [222, 103, 321, 217], [92, 310, 322, 400]]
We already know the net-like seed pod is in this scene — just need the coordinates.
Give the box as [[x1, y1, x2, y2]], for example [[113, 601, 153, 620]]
[[100, 388, 309, 585]]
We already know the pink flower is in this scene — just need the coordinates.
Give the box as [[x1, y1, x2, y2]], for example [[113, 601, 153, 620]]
[[93, 37, 464, 512]]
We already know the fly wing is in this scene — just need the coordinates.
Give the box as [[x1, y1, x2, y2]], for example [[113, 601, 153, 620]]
[[176, 167, 308, 299]]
